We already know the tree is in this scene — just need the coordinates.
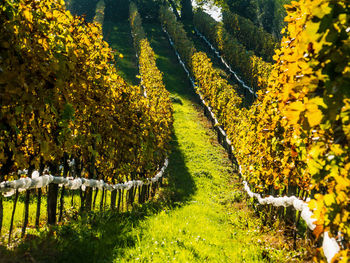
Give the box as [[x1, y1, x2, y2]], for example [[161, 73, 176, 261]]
[[259, 0, 276, 34], [225, 0, 258, 24], [181, 0, 193, 21]]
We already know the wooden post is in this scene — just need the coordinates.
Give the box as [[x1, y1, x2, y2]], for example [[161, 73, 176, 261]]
[[74, 157, 85, 211], [85, 142, 96, 211], [35, 189, 41, 228], [35, 160, 45, 228], [21, 166, 34, 237], [59, 153, 69, 222], [71, 190, 74, 207], [147, 185, 151, 200], [21, 190, 31, 238], [104, 189, 107, 210], [0, 195, 3, 235], [100, 188, 105, 211], [8, 190, 19, 243], [286, 185, 297, 225], [117, 189, 121, 212], [138, 185, 142, 204], [111, 190, 117, 210], [121, 189, 124, 211], [93, 188, 99, 210], [85, 186, 93, 211], [47, 164, 59, 225]]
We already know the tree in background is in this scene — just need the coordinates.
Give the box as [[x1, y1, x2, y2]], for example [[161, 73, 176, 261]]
[[257, 0, 291, 38], [270, 0, 291, 38], [104, 0, 129, 22], [134, 0, 165, 21], [225, 0, 258, 24], [196, 0, 290, 39], [259, 0, 275, 33], [181, 0, 193, 20]]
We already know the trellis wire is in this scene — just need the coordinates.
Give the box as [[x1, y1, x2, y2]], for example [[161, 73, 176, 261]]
[[193, 27, 257, 97], [0, 159, 168, 197], [243, 180, 340, 262]]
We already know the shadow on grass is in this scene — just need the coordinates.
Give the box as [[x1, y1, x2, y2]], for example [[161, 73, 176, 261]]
[[103, 20, 139, 86], [0, 135, 195, 263], [103, 0, 129, 23], [67, 0, 99, 22]]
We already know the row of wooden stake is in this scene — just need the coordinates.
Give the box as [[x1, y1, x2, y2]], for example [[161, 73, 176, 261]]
[[0, 158, 164, 244]]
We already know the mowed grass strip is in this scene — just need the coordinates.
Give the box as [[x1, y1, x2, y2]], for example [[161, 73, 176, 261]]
[[103, 21, 139, 86], [117, 96, 266, 262], [114, 23, 268, 262]]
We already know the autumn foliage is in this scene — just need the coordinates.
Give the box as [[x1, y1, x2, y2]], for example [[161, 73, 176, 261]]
[[222, 9, 279, 62], [162, 1, 349, 260], [129, 2, 173, 173], [193, 9, 272, 92], [0, 0, 172, 184]]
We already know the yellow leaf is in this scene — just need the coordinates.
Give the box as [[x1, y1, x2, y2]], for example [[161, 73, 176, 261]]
[[23, 8, 33, 23], [285, 101, 305, 124], [324, 194, 335, 207], [305, 103, 323, 127]]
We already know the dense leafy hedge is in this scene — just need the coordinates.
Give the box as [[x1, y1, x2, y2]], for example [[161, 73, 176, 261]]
[[191, 53, 243, 130], [129, 2, 173, 167], [273, 1, 349, 260], [0, 0, 172, 184], [132, 0, 164, 22], [229, 1, 349, 260], [193, 10, 272, 92], [222, 9, 278, 62], [159, 6, 242, 131], [160, 7, 196, 67]]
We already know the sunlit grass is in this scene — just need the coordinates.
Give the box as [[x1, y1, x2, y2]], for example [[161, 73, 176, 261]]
[[116, 95, 266, 262], [0, 189, 118, 244]]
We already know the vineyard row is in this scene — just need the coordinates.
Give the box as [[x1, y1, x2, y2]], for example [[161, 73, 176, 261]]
[[162, 18, 339, 263], [161, 3, 349, 261], [0, 0, 173, 240]]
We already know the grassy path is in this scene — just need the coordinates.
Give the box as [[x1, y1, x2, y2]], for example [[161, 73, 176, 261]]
[[103, 21, 139, 86], [108, 23, 287, 262]]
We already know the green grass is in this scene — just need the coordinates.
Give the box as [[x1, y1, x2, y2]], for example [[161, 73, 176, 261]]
[[183, 24, 236, 84], [0, 189, 118, 243], [103, 21, 139, 86], [116, 97, 265, 262], [111, 22, 305, 263], [108, 23, 264, 262], [66, 0, 98, 22]]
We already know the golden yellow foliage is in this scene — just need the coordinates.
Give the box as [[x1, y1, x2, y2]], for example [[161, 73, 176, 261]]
[[0, 0, 173, 184]]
